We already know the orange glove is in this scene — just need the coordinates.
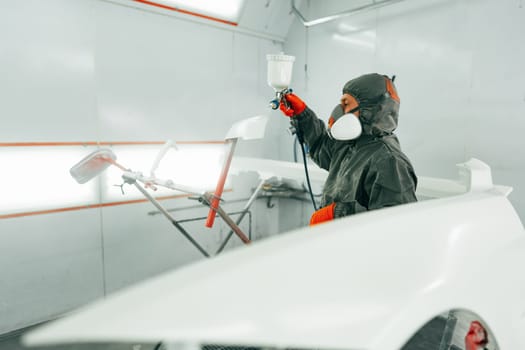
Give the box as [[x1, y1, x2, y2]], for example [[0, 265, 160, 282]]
[[309, 203, 336, 226], [279, 93, 306, 117]]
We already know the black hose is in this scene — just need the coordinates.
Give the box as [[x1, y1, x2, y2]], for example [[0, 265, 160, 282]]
[[299, 139, 318, 211], [293, 135, 299, 163], [291, 119, 318, 212]]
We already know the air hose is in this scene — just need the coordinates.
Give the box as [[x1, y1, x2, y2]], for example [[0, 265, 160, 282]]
[[291, 119, 318, 211], [270, 90, 318, 211]]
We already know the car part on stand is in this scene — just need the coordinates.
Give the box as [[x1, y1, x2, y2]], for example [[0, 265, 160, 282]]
[[204, 115, 268, 230]]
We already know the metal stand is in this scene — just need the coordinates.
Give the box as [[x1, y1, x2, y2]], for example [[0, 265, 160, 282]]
[[123, 174, 210, 258], [122, 173, 259, 257], [215, 179, 265, 254], [200, 191, 251, 245], [69, 116, 270, 258]]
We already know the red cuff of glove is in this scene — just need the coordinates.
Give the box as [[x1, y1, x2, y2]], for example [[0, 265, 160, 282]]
[[309, 203, 336, 226], [279, 93, 306, 117]]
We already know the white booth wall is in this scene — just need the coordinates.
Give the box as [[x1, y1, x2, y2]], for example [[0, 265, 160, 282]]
[[0, 0, 296, 335], [283, 0, 525, 221]]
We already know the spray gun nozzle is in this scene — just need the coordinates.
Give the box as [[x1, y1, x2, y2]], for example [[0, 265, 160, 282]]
[[269, 99, 280, 110]]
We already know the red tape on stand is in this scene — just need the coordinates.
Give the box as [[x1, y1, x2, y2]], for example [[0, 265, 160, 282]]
[[205, 139, 237, 228]]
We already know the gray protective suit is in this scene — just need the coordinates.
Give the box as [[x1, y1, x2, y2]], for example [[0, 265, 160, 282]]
[[295, 73, 417, 218]]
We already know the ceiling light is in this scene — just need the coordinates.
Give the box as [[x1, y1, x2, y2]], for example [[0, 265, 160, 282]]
[[153, 0, 245, 22]]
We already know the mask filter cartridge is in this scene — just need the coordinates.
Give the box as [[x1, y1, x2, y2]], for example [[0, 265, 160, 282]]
[[328, 104, 362, 141]]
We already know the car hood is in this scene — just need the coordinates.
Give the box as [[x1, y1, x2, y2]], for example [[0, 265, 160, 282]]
[[24, 189, 524, 350]]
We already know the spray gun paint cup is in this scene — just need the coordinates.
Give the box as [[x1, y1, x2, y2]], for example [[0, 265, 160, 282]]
[[267, 53, 295, 109], [266, 53, 295, 92]]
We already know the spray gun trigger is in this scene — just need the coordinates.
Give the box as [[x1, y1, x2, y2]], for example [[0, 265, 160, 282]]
[[269, 88, 293, 111]]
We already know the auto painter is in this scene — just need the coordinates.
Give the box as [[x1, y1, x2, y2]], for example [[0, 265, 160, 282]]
[[268, 54, 417, 225]]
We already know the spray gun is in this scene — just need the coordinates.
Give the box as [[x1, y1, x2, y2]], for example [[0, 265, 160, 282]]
[[266, 53, 317, 211], [267, 53, 296, 110], [269, 87, 293, 110], [270, 86, 300, 142], [266, 53, 302, 139]]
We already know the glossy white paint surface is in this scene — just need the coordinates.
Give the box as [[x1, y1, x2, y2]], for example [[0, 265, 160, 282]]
[[232, 156, 328, 183], [231, 157, 504, 201], [24, 160, 525, 349]]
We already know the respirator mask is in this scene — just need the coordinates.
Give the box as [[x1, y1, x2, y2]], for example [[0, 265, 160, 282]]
[[327, 104, 362, 141]]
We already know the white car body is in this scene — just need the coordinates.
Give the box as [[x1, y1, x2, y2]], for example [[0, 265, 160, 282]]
[[24, 159, 525, 349]]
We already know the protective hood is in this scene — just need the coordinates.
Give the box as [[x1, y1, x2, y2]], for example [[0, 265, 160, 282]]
[[342, 73, 400, 137]]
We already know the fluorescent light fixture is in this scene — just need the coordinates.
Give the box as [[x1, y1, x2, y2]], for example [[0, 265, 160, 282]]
[[0, 144, 229, 215], [154, 144, 226, 191], [337, 23, 377, 39], [332, 33, 375, 50], [0, 148, 98, 214], [155, 0, 245, 22]]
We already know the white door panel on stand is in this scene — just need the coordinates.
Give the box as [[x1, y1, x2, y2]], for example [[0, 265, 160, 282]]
[[95, 1, 234, 141], [0, 211, 104, 334], [0, 0, 97, 142]]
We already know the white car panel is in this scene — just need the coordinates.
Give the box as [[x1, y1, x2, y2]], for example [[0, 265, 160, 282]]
[[24, 159, 525, 349]]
